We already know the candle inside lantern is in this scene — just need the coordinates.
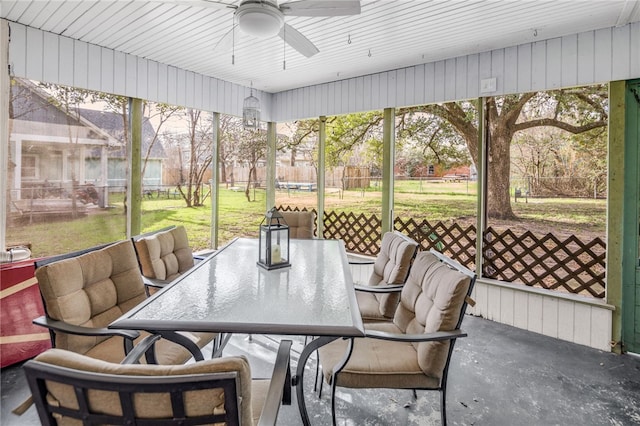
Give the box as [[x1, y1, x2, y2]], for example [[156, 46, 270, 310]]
[[272, 244, 282, 263]]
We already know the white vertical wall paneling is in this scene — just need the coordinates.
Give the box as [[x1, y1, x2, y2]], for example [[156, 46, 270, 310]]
[[201, 76, 210, 111], [478, 51, 491, 90], [184, 71, 195, 108], [455, 56, 467, 101], [517, 43, 532, 93], [58, 37, 74, 87], [355, 77, 364, 113], [541, 296, 559, 338], [527, 293, 543, 334], [194, 73, 203, 109], [9, 23, 26, 77], [101, 48, 114, 94], [631, 23, 640, 76], [612, 25, 630, 80], [321, 82, 328, 114], [424, 62, 435, 104], [26, 26, 43, 81], [125, 55, 137, 98], [513, 290, 528, 329], [487, 285, 500, 321], [43, 32, 58, 83], [395, 68, 405, 107], [433, 61, 445, 102], [137, 58, 147, 100], [491, 49, 504, 94], [444, 58, 456, 101], [531, 40, 547, 91], [594, 28, 612, 83], [147, 61, 158, 102], [561, 35, 578, 88], [341, 80, 349, 114], [577, 31, 595, 85], [499, 287, 515, 326], [371, 74, 379, 107], [363, 75, 372, 110], [590, 307, 612, 351], [557, 299, 575, 342], [405, 66, 415, 107], [74, 40, 88, 90], [87, 44, 102, 92], [414, 64, 425, 106], [113, 51, 126, 96], [167, 66, 177, 105], [304, 85, 311, 118], [546, 38, 562, 89], [378, 71, 388, 108], [503, 47, 518, 94], [175, 68, 186, 107], [573, 303, 592, 346], [387, 71, 397, 108], [157, 63, 168, 104]]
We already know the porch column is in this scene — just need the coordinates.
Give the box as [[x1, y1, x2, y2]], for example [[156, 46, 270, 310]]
[[476, 97, 488, 276], [317, 116, 327, 238], [210, 112, 220, 249], [128, 98, 142, 238], [99, 145, 108, 208], [381, 108, 395, 233], [266, 121, 276, 210], [0, 20, 8, 250], [609, 80, 626, 353]]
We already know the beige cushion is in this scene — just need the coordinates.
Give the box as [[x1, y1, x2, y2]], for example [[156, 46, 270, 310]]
[[35, 240, 215, 365], [280, 211, 315, 239], [319, 251, 471, 389], [134, 226, 194, 281], [363, 232, 418, 318], [34, 348, 257, 426]]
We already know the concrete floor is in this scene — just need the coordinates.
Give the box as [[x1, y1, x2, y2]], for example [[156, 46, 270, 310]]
[[2, 315, 640, 425]]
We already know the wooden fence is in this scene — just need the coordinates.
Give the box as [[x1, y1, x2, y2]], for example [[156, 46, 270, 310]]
[[279, 205, 606, 299]]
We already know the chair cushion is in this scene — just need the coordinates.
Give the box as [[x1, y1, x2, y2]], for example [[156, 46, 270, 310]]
[[318, 322, 439, 390], [35, 241, 147, 356], [134, 226, 194, 281], [367, 232, 418, 318], [280, 211, 315, 239], [393, 251, 471, 379], [34, 348, 254, 426], [355, 291, 389, 322]]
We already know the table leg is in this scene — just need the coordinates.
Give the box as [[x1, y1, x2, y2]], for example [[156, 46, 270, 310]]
[[294, 336, 338, 426]]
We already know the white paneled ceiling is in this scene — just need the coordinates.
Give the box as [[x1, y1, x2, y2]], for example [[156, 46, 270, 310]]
[[1, 0, 639, 93]]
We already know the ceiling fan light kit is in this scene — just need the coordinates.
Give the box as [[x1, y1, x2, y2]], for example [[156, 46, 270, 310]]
[[236, 1, 284, 38]]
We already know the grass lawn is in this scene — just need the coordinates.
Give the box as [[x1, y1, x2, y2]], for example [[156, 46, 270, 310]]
[[7, 182, 606, 257]]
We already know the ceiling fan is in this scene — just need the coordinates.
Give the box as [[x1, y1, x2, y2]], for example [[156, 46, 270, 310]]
[[198, 1, 362, 58]]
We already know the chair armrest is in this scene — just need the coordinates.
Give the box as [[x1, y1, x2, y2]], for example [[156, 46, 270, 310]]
[[152, 330, 206, 362], [363, 329, 467, 342], [121, 334, 162, 364], [348, 259, 375, 265], [257, 339, 292, 426], [354, 284, 404, 293], [33, 316, 140, 340]]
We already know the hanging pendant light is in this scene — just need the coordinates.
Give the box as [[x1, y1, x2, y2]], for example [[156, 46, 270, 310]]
[[243, 83, 260, 129]]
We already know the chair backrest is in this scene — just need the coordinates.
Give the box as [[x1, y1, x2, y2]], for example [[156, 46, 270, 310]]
[[392, 249, 476, 381], [368, 231, 419, 317], [24, 348, 253, 426], [133, 225, 194, 281], [280, 210, 315, 239], [34, 240, 147, 356]]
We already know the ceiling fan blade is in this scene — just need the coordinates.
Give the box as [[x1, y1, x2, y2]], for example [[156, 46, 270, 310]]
[[213, 24, 240, 52], [278, 23, 319, 58], [169, 0, 235, 9], [280, 0, 361, 17]]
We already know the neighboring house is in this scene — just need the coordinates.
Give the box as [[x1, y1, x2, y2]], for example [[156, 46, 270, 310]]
[[9, 79, 166, 210]]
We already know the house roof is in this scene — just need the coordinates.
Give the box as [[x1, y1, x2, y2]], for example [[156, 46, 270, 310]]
[[2, 1, 638, 94]]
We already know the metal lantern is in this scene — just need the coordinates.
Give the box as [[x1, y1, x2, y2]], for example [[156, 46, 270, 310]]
[[258, 207, 290, 270], [243, 88, 261, 129]]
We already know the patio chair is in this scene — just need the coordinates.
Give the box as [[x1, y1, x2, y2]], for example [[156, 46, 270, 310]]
[[352, 231, 419, 322], [132, 225, 204, 295], [33, 240, 216, 365], [280, 210, 315, 239], [318, 249, 476, 425], [23, 339, 293, 426]]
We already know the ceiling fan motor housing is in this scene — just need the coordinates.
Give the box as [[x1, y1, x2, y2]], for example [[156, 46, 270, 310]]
[[236, 0, 284, 38]]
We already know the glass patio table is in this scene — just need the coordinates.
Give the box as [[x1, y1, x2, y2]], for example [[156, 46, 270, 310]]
[[111, 237, 364, 425]]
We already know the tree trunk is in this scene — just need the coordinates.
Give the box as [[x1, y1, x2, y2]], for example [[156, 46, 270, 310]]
[[487, 130, 515, 219]]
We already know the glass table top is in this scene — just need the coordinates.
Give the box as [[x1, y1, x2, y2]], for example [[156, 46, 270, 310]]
[[112, 238, 364, 337]]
